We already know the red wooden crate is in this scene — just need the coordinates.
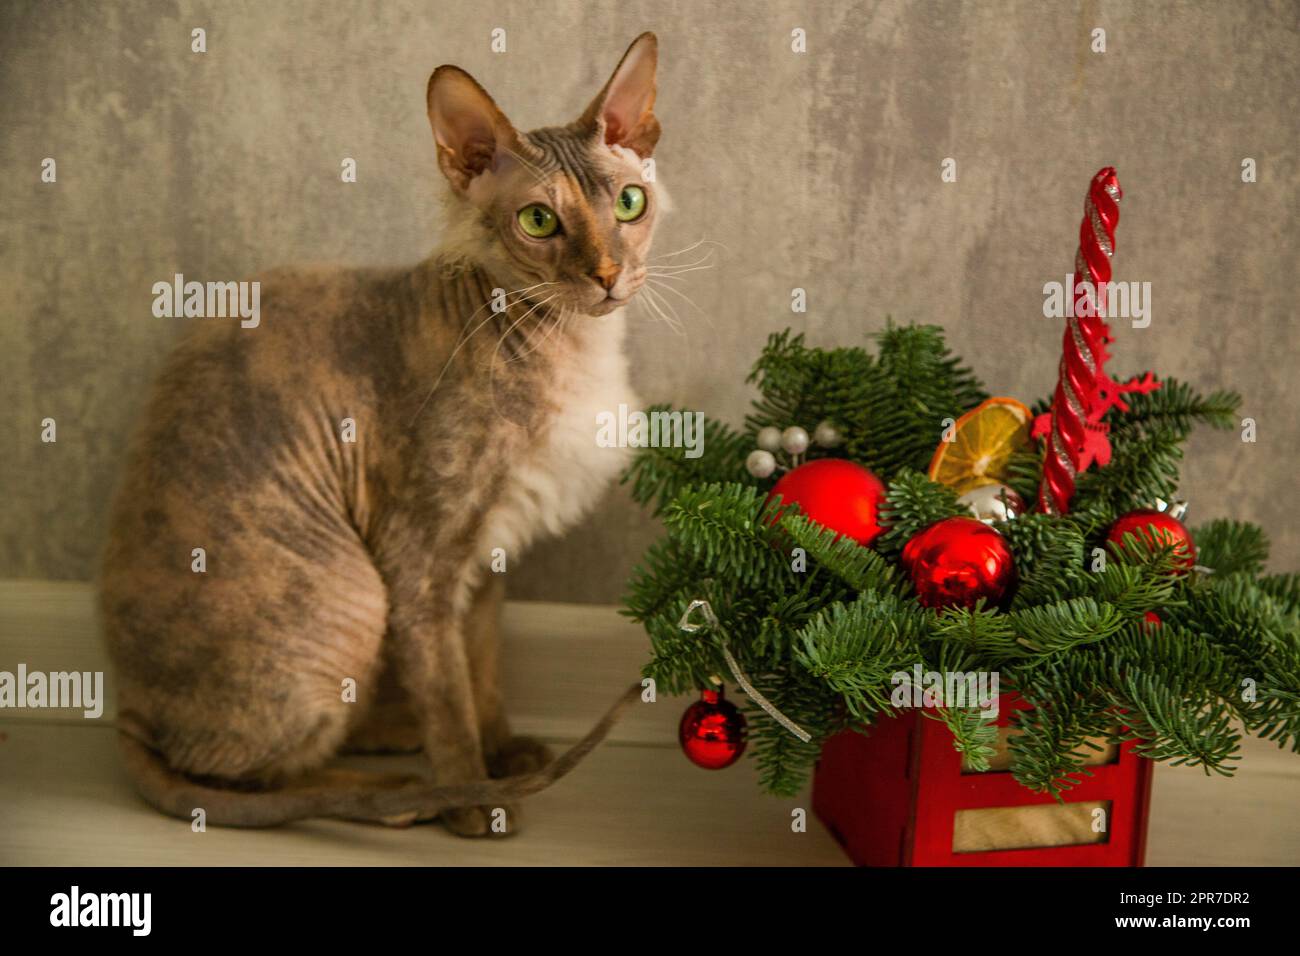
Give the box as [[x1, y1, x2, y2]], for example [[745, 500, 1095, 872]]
[[812, 697, 1154, 866]]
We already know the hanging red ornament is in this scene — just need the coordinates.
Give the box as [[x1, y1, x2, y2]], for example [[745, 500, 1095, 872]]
[[901, 516, 1017, 609], [1107, 508, 1196, 572], [679, 687, 747, 769], [1143, 611, 1162, 629], [766, 458, 886, 547]]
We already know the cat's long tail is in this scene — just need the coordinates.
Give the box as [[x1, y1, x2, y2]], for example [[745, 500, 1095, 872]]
[[115, 681, 643, 829]]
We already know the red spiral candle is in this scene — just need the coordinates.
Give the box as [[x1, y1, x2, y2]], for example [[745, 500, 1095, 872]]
[[1034, 167, 1159, 515]]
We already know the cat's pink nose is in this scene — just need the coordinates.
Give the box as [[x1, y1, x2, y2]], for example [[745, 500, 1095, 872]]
[[591, 261, 622, 291]]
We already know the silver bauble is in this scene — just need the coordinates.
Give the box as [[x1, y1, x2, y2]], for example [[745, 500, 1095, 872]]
[[781, 426, 811, 455], [746, 449, 777, 479], [957, 483, 1024, 524], [813, 421, 843, 448], [756, 426, 783, 453]]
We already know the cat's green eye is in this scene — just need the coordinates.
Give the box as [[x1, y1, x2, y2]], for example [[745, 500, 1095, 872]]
[[615, 185, 647, 222], [518, 204, 560, 238]]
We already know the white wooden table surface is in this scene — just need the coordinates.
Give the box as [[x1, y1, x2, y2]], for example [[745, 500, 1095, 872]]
[[1, 580, 1296, 866]]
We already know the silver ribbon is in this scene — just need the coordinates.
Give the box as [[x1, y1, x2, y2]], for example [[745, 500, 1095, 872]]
[[678, 599, 812, 743]]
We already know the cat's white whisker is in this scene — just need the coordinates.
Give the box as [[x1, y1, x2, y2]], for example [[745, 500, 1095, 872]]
[[650, 237, 728, 261], [490, 292, 558, 375], [645, 261, 716, 278], [409, 280, 557, 424], [504, 296, 570, 365], [646, 252, 716, 273], [639, 283, 686, 337], [646, 276, 711, 328], [488, 293, 561, 420], [646, 276, 704, 311], [545, 305, 576, 359]]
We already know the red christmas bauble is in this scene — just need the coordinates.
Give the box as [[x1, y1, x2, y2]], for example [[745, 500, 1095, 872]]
[[766, 458, 886, 547], [1106, 508, 1196, 572], [1143, 610, 1162, 629], [678, 687, 747, 769], [901, 516, 1017, 609]]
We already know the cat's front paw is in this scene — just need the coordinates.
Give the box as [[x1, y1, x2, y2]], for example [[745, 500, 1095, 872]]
[[487, 736, 555, 778], [440, 804, 519, 838]]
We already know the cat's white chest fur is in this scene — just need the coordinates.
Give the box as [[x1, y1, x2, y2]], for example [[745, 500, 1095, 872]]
[[476, 311, 637, 571]]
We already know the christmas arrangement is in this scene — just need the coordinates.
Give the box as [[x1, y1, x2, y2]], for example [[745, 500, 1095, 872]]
[[622, 169, 1300, 801]]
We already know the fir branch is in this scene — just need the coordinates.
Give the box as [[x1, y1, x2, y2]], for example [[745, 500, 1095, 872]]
[[1253, 669, 1300, 753], [876, 469, 964, 559], [1003, 446, 1045, 507], [747, 582, 837, 668], [1091, 537, 1183, 616], [1072, 379, 1239, 519], [744, 331, 886, 463], [1103, 624, 1245, 712], [1193, 519, 1270, 576], [927, 643, 1000, 771], [865, 322, 988, 477], [1105, 672, 1241, 775], [793, 592, 929, 723], [623, 536, 702, 625], [743, 324, 989, 481], [1002, 513, 1090, 608], [661, 482, 789, 589], [1006, 677, 1117, 797], [777, 511, 903, 594], [928, 604, 1020, 658], [1072, 428, 1184, 519], [750, 720, 825, 797], [875, 321, 986, 415], [742, 671, 843, 796], [1173, 574, 1291, 668], [1258, 573, 1300, 614], [1008, 598, 1126, 656], [621, 405, 751, 514], [642, 611, 723, 695], [931, 706, 1000, 772], [1105, 378, 1240, 437]]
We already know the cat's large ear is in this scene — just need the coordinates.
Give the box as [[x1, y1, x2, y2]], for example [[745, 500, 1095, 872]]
[[427, 65, 520, 192], [577, 32, 660, 158]]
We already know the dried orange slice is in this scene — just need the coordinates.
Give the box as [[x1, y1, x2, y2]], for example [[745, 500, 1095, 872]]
[[928, 397, 1032, 494]]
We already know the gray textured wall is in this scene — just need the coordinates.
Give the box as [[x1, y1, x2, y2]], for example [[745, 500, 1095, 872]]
[[2, 0, 1297, 603]]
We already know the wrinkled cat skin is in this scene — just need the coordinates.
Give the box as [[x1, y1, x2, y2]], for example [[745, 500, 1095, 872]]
[[101, 34, 662, 836]]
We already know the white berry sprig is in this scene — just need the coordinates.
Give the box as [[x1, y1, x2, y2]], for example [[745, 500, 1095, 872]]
[[746, 421, 843, 478]]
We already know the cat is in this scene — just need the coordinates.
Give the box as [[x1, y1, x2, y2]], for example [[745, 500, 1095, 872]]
[[100, 33, 661, 837]]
